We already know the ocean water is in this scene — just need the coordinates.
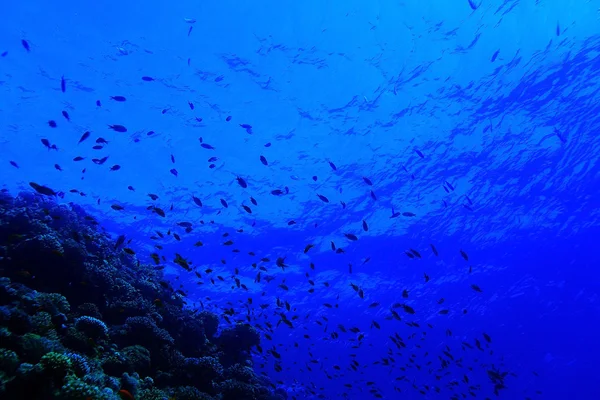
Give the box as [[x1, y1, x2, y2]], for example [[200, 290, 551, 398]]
[[1, 0, 599, 399]]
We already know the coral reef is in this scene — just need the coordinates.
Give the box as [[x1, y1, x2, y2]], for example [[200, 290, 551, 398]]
[[0, 191, 283, 400]]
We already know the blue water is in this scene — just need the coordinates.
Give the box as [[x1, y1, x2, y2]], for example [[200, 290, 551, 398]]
[[2, 0, 599, 398]]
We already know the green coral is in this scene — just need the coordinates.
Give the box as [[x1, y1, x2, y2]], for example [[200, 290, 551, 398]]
[[36, 292, 71, 314], [39, 351, 72, 378], [0, 348, 19, 374], [31, 311, 55, 335], [20, 333, 62, 363]]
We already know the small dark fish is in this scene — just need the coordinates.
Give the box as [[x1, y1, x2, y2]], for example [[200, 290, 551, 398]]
[[96, 137, 109, 144], [9, 161, 18, 168], [445, 181, 454, 191], [62, 111, 70, 121], [170, 168, 178, 177], [370, 190, 377, 201], [414, 149, 425, 158], [226, 116, 232, 121], [92, 156, 108, 165], [188, 26, 193, 36], [1, 51, 7, 57], [328, 161, 337, 171], [264, 142, 271, 147], [556, 22, 560, 36], [110, 165, 120, 171], [430, 244, 439, 256], [260, 155, 268, 165], [471, 284, 482, 292], [362, 220, 368, 231], [128, 186, 135, 191], [344, 233, 358, 241], [111, 204, 124, 211], [192, 196, 203, 207], [21, 39, 30, 52], [114, 235, 125, 249], [110, 95, 127, 102], [250, 197, 257, 206], [109, 124, 127, 132], [236, 177, 248, 188], [242, 205, 252, 213], [29, 182, 56, 196], [73, 156, 85, 161], [240, 124, 253, 134], [61, 76, 66, 92], [468, 0, 478, 10], [460, 249, 469, 261], [402, 212, 416, 217], [317, 194, 329, 203], [54, 164, 62, 171], [363, 177, 373, 186], [92, 145, 103, 150], [188, 101, 194, 110], [483, 332, 492, 343], [491, 50, 499, 62], [171, 154, 175, 163], [96, 100, 102, 107], [78, 131, 90, 144], [48, 120, 57, 128], [142, 76, 154, 81], [220, 199, 228, 208], [201, 143, 215, 150]]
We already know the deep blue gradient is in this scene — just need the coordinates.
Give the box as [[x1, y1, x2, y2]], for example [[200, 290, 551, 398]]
[[2, 0, 599, 398]]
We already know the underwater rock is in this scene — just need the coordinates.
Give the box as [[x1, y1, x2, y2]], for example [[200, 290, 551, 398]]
[[0, 193, 282, 400]]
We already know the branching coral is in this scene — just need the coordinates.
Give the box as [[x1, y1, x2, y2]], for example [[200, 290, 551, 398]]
[[74, 316, 109, 339], [124, 316, 174, 348], [0, 193, 283, 400], [39, 351, 72, 378], [36, 292, 71, 315]]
